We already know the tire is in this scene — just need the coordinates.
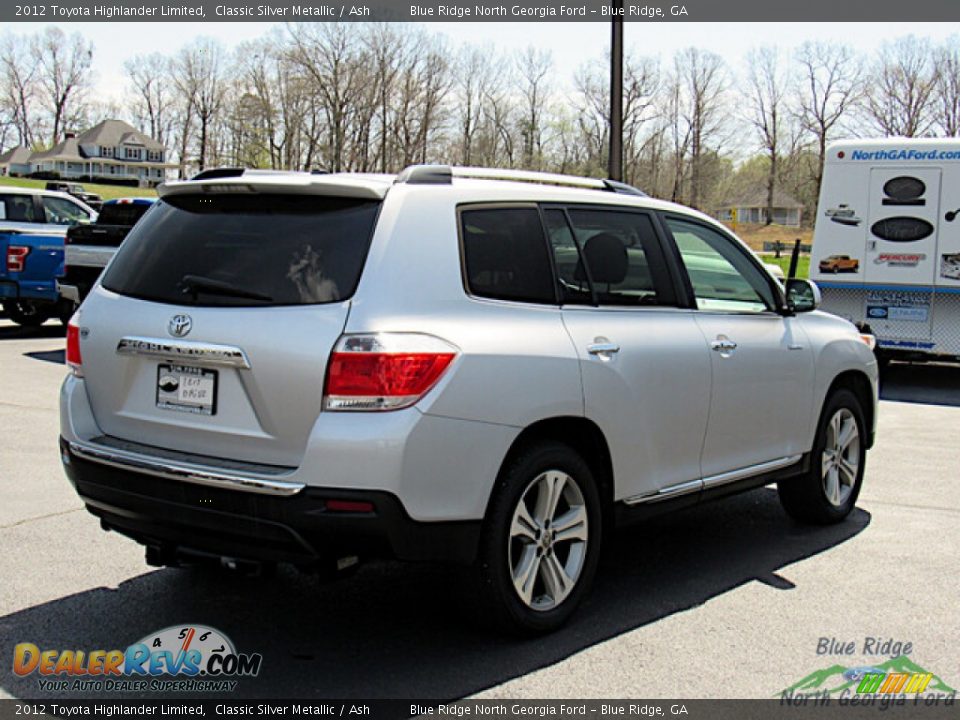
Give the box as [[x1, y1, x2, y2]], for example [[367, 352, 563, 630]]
[[2, 300, 51, 328], [475, 441, 602, 634], [778, 389, 866, 525]]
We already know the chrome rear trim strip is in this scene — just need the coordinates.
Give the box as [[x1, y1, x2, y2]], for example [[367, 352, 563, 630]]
[[116, 336, 251, 369], [623, 479, 701, 506], [701, 454, 802, 488], [623, 455, 802, 506], [68, 441, 304, 496]]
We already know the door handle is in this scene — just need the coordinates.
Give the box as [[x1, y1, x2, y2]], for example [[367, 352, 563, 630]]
[[587, 342, 620, 356], [710, 338, 738, 354]]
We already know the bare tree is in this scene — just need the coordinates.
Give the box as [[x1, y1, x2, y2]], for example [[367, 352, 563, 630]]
[[795, 41, 863, 197], [37, 28, 93, 143], [125, 53, 173, 146], [674, 47, 728, 209], [934, 37, 960, 136], [515, 47, 552, 169], [0, 34, 41, 147], [746, 47, 790, 225], [865, 36, 939, 137], [173, 38, 227, 172]]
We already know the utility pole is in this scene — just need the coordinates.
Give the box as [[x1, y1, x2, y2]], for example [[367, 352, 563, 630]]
[[608, 0, 624, 181]]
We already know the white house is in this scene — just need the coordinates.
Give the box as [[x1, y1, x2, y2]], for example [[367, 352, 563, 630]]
[[0, 146, 33, 177], [1, 119, 176, 186]]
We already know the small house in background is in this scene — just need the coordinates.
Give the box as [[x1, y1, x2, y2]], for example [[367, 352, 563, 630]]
[[0, 146, 33, 176], [0, 119, 176, 187], [716, 188, 804, 227]]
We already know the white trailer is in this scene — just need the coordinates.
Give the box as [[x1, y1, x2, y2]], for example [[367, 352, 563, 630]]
[[811, 138, 960, 362]]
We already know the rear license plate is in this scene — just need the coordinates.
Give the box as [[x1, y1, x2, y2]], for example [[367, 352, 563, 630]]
[[156, 364, 218, 416]]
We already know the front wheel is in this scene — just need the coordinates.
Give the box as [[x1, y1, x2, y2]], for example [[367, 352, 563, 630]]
[[2, 300, 51, 328], [778, 389, 866, 524], [475, 442, 602, 634]]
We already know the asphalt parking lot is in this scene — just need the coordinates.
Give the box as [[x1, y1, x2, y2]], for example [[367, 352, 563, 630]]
[[0, 318, 957, 700]]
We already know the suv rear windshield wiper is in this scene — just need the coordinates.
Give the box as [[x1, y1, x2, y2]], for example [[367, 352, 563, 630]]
[[179, 274, 273, 303]]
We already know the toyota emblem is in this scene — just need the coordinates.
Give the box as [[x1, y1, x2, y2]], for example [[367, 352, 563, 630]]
[[168, 314, 193, 338]]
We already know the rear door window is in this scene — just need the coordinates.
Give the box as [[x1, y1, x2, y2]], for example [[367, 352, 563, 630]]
[[561, 208, 675, 307], [101, 193, 380, 307], [460, 206, 556, 304]]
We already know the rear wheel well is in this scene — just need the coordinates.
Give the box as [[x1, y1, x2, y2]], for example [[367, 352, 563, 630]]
[[492, 417, 614, 525], [825, 371, 875, 448]]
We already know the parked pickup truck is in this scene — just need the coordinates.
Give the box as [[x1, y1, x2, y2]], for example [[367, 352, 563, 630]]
[[0, 187, 97, 326], [58, 197, 155, 305], [45, 182, 103, 212]]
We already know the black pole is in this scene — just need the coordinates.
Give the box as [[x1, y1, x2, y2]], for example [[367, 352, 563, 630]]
[[788, 239, 801, 279], [609, 0, 623, 182]]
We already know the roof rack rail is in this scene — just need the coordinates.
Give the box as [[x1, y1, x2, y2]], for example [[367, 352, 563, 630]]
[[191, 167, 246, 181], [394, 164, 647, 196]]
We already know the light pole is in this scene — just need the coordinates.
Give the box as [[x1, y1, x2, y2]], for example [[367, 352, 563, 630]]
[[609, 0, 624, 182]]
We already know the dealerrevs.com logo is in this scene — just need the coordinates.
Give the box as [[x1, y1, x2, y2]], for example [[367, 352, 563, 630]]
[[13, 625, 262, 693]]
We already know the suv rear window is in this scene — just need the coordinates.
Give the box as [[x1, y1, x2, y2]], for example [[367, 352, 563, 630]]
[[101, 193, 380, 307], [97, 202, 152, 227]]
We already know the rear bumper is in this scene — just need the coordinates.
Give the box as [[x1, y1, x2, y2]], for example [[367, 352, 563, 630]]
[[60, 436, 481, 565]]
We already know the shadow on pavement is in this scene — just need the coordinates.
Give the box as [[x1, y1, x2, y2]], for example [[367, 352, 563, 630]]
[[880, 362, 960, 407], [0, 488, 869, 700], [23, 349, 65, 365], [0, 322, 64, 341]]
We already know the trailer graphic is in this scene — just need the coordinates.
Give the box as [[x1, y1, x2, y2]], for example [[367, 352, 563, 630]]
[[811, 138, 960, 362]]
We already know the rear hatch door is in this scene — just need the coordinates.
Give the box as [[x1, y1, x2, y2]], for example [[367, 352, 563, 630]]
[[80, 182, 384, 467]]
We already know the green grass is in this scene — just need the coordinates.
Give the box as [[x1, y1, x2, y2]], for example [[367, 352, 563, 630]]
[[0, 176, 157, 200], [759, 253, 810, 279]]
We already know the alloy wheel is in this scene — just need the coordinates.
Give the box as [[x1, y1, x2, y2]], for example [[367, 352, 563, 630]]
[[508, 470, 588, 611], [821, 408, 860, 507]]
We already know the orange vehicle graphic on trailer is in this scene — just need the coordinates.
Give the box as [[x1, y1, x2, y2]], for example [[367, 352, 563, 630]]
[[819, 255, 860, 273]]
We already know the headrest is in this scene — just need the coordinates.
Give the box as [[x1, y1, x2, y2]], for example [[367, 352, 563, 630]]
[[575, 233, 628, 285]]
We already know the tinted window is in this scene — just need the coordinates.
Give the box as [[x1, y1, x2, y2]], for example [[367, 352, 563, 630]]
[[42, 196, 91, 226], [97, 202, 152, 227], [563, 208, 672, 306], [0, 194, 40, 223], [543, 209, 592, 305], [460, 206, 555, 304], [102, 193, 380, 307], [667, 217, 775, 313]]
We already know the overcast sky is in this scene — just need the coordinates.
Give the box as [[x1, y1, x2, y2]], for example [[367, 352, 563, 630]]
[[9, 21, 960, 104]]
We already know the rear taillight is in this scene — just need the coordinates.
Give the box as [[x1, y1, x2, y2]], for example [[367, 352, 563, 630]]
[[66, 316, 83, 377], [7, 246, 30, 273], [324, 334, 457, 411]]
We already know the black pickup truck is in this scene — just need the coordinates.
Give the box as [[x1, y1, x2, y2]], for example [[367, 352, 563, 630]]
[[57, 197, 155, 305]]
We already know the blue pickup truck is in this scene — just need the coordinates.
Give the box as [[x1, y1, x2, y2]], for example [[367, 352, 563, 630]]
[[0, 186, 97, 326]]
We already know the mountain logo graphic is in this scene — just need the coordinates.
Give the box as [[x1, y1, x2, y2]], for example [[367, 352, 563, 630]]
[[781, 656, 956, 697]]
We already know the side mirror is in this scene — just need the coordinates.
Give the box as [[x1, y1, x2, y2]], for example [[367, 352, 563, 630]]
[[785, 278, 821, 313]]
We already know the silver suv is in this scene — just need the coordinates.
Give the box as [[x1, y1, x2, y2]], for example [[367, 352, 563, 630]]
[[60, 166, 878, 632]]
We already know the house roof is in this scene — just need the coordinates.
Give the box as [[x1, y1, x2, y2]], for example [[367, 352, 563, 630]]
[[30, 137, 85, 162], [0, 146, 32, 165], [79, 119, 164, 151], [722, 187, 804, 209]]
